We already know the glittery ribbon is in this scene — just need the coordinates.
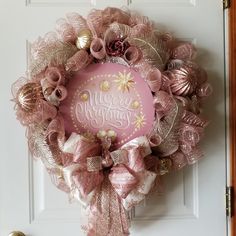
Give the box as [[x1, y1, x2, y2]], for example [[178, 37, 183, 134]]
[[90, 38, 106, 60], [65, 50, 92, 72], [62, 134, 157, 235], [40, 67, 67, 106], [87, 175, 130, 236]]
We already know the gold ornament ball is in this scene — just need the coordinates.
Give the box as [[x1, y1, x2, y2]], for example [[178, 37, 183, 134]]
[[97, 130, 107, 138], [107, 130, 117, 140], [76, 29, 93, 50], [17, 83, 41, 112], [8, 231, 25, 236]]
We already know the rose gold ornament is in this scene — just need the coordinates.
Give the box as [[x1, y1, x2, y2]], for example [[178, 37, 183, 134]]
[[170, 65, 198, 96], [16, 83, 42, 112], [76, 29, 93, 50]]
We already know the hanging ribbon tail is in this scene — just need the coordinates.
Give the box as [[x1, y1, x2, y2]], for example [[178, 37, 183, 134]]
[[85, 175, 130, 236]]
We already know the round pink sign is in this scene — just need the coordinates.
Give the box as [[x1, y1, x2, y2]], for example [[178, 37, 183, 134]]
[[60, 63, 154, 147]]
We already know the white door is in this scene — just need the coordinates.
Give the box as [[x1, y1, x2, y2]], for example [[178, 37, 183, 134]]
[[0, 0, 227, 236]]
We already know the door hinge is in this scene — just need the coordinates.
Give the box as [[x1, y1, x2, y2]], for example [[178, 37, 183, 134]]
[[226, 186, 234, 217], [223, 0, 230, 9]]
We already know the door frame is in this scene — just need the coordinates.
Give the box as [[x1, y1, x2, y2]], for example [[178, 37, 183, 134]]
[[228, 1, 236, 235]]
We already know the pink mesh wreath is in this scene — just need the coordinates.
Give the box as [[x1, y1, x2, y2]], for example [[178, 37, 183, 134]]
[[12, 7, 212, 236]]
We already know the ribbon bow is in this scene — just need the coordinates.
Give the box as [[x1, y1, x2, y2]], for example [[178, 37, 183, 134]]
[[62, 133, 157, 235], [63, 133, 156, 210]]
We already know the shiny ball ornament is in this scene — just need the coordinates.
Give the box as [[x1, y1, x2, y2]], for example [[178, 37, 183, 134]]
[[170, 65, 198, 96], [76, 29, 93, 50], [8, 231, 26, 236], [16, 83, 41, 112], [107, 129, 117, 141], [97, 130, 107, 139]]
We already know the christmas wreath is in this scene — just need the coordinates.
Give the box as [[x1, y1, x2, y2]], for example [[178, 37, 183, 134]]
[[12, 7, 212, 236]]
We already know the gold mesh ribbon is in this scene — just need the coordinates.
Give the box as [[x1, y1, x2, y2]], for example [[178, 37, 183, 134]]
[[88, 174, 130, 236]]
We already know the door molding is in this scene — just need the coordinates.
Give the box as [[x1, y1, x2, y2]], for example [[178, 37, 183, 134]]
[[228, 1, 236, 235]]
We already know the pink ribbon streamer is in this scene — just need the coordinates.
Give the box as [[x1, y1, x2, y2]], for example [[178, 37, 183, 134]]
[[45, 66, 65, 86], [90, 38, 106, 60], [40, 67, 67, 106], [124, 46, 141, 64], [146, 68, 162, 92]]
